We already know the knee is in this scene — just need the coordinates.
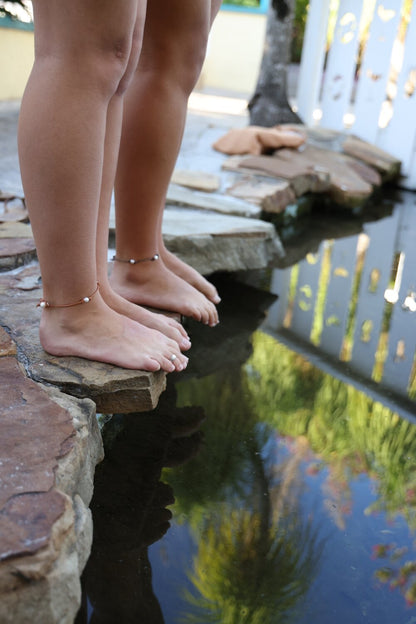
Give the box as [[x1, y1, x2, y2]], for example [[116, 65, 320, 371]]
[[141, 27, 210, 96], [94, 32, 143, 98], [179, 36, 209, 94], [34, 31, 143, 99], [115, 26, 143, 96]]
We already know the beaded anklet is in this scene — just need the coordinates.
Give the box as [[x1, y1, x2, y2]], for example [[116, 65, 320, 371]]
[[112, 254, 159, 265], [37, 282, 100, 309]]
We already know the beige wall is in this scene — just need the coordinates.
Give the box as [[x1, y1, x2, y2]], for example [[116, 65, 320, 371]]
[[0, 26, 34, 100], [198, 10, 267, 94], [0, 10, 266, 101]]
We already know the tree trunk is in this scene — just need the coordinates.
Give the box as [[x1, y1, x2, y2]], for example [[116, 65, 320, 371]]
[[248, 0, 302, 126]]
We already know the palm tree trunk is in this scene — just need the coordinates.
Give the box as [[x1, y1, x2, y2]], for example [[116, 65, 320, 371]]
[[249, 0, 302, 126]]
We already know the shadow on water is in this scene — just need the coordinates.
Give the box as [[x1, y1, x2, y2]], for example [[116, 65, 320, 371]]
[[77, 191, 416, 624]]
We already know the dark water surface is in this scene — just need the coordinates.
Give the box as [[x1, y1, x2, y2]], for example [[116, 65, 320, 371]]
[[76, 192, 416, 624]]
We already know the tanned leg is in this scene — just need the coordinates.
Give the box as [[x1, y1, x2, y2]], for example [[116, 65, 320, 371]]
[[110, 0, 222, 327], [96, 90, 192, 355], [18, 0, 186, 372]]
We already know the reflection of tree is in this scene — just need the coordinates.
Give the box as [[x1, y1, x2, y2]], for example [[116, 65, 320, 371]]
[[170, 368, 322, 623], [180, 435, 322, 624], [246, 331, 416, 530], [170, 371, 256, 520]]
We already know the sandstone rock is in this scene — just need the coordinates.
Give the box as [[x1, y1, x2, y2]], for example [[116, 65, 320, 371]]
[[0, 221, 36, 271], [0, 326, 16, 356], [170, 169, 220, 192], [0, 354, 102, 624], [0, 272, 167, 414], [162, 206, 285, 274], [165, 182, 261, 218], [230, 146, 377, 207], [0, 192, 28, 223], [343, 134, 401, 181], [226, 176, 296, 213], [283, 124, 401, 181]]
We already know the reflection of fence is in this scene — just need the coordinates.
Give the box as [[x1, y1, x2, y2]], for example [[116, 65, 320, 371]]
[[297, 0, 416, 187], [265, 192, 416, 403]]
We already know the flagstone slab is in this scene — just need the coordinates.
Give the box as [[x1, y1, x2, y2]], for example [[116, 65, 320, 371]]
[[0, 351, 103, 624], [161, 206, 284, 274], [0, 221, 36, 271], [0, 269, 167, 414], [225, 175, 296, 213], [170, 169, 220, 192], [289, 125, 401, 181], [228, 144, 379, 207], [166, 182, 261, 218]]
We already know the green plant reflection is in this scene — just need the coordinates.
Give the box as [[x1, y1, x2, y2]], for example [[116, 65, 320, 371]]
[[167, 364, 322, 623], [169, 329, 416, 615]]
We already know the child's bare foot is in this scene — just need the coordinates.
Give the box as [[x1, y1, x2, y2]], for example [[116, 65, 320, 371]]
[[99, 279, 192, 351], [39, 294, 189, 372], [160, 245, 221, 305], [109, 257, 219, 327]]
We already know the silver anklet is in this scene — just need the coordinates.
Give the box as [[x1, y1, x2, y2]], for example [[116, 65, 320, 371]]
[[37, 282, 100, 309], [112, 254, 159, 265]]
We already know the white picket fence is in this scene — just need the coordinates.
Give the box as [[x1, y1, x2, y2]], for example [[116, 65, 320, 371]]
[[296, 0, 416, 188], [264, 192, 416, 402]]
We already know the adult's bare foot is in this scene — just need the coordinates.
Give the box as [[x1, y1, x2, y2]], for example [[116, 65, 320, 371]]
[[109, 257, 219, 327], [99, 279, 192, 351], [38, 294, 189, 372], [160, 245, 221, 305]]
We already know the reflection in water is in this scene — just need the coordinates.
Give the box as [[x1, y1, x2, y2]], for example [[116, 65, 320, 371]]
[[77, 197, 416, 623], [266, 190, 416, 405], [75, 386, 205, 624], [172, 369, 323, 624]]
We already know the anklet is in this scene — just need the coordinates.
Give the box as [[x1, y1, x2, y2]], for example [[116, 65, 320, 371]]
[[37, 282, 100, 309], [112, 254, 159, 265]]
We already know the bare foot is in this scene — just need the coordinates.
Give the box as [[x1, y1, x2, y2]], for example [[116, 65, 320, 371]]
[[99, 279, 192, 351], [39, 294, 189, 372], [109, 257, 219, 327], [160, 245, 221, 304]]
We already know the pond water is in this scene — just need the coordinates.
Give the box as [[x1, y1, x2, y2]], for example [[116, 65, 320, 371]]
[[76, 190, 416, 624]]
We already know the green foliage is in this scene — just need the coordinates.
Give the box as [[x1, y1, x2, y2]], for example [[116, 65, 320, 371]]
[[246, 331, 416, 528], [224, 0, 260, 6], [291, 0, 309, 62]]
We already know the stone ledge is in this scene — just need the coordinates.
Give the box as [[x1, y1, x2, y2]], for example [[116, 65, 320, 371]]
[[0, 345, 103, 624], [161, 206, 284, 274], [0, 268, 167, 414]]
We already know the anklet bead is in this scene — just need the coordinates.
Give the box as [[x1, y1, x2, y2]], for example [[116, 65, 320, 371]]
[[113, 254, 159, 265], [37, 283, 100, 309]]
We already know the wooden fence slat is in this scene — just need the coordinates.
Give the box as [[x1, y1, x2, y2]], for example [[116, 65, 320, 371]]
[[382, 196, 416, 393], [377, 1, 416, 183], [350, 211, 400, 376], [319, 235, 359, 357], [352, 0, 404, 144], [320, 0, 364, 129], [289, 246, 325, 341], [266, 268, 292, 331], [296, 0, 331, 124]]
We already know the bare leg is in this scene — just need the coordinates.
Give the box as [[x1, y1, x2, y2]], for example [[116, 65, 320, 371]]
[[110, 0, 222, 327], [18, 0, 187, 372], [96, 89, 192, 353]]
